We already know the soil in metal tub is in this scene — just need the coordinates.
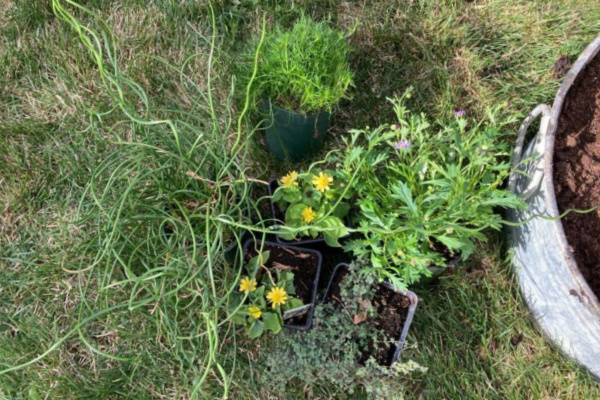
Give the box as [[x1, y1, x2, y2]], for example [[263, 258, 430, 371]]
[[554, 52, 600, 298]]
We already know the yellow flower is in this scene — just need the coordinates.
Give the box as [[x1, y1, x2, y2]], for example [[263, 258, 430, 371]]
[[280, 171, 299, 187], [266, 287, 288, 309], [312, 172, 333, 192], [239, 276, 257, 294], [301, 207, 316, 224], [248, 306, 262, 319]]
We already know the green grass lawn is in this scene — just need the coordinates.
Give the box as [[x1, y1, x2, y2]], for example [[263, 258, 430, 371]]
[[1, 0, 600, 399]]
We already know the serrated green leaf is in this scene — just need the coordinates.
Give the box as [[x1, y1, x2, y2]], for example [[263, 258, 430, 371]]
[[435, 235, 465, 250], [390, 182, 418, 216]]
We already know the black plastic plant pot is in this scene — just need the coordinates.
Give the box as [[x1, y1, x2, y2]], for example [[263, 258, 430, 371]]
[[267, 179, 327, 246], [263, 99, 330, 163], [242, 239, 323, 331], [414, 256, 461, 287], [322, 263, 418, 367]]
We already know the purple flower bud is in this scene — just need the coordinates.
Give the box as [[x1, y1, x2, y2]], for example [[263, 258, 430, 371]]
[[454, 109, 466, 116], [395, 140, 411, 150]]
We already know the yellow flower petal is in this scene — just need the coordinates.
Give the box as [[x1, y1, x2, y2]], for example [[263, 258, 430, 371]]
[[248, 306, 262, 319], [266, 287, 288, 309], [280, 171, 299, 187], [239, 277, 257, 294], [301, 207, 316, 224], [312, 172, 333, 192]]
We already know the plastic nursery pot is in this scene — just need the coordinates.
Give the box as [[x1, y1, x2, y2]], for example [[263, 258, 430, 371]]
[[413, 256, 462, 287], [242, 239, 323, 331], [263, 99, 330, 163], [322, 263, 418, 367]]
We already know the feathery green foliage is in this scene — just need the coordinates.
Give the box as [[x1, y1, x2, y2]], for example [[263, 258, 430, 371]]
[[239, 14, 353, 114]]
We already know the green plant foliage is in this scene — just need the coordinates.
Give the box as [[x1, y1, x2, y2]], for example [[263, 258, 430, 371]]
[[263, 263, 426, 399], [239, 14, 353, 113], [330, 92, 525, 288], [272, 169, 351, 246], [230, 251, 303, 339]]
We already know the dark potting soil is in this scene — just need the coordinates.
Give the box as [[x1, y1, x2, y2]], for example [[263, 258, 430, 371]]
[[245, 243, 318, 326], [360, 284, 410, 366], [554, 52, 600, 299], [327, 270, 410, 366]]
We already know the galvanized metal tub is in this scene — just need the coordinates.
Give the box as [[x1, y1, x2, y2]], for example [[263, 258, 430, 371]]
[[507, 34, 600, 380]]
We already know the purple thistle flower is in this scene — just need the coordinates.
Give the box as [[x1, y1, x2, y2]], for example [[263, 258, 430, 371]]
[[395, 140, 411, 150], [454, 109, 467, 116]]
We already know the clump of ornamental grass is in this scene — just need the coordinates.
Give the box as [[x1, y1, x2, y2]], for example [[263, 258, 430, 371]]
[[238, 14, 353, 114], [0, 1, 270, 398]]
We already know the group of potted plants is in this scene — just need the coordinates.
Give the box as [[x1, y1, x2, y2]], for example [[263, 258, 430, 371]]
[[228, 13, 524, 395]]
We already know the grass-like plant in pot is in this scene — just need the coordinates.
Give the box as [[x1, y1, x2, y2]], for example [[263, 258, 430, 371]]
[[240, 15, 353, 162], [326, 92, 525, 289]]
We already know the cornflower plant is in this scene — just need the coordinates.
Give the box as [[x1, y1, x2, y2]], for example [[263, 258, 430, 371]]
[[333, 93, 524, 288], [231, 251, 303, 339], [271, 169, 352, 246]]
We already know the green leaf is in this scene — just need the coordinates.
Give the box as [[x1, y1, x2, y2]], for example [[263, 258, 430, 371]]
[[318, 216, 349, 247], [252, 285, 265, 299], [332, 202, 350, 219], [285, 203, 307, 222], [283, 190, 303, 204], [282, 271, 295, 284], [390, 182, 418, 216], [272, 186, 285, 202], [435, 235, 465, 251], [246, 251, 268, 274], [278, 230, 296, 241], [286, 297, 304, 310], [28, 387, 42, 400], [262, 312, 282, 334], [231, 310, 247, 325], [247, 320, 264, 339]]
